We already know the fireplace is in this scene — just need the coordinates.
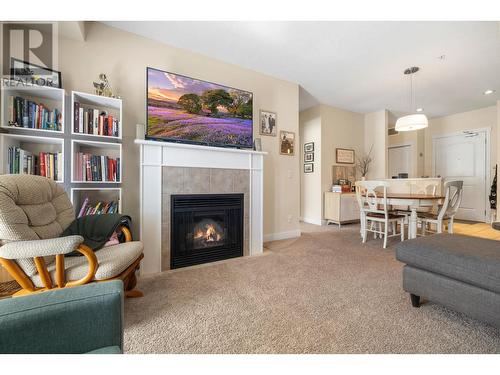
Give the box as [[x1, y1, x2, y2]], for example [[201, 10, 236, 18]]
[[170, 194, 244, 269]]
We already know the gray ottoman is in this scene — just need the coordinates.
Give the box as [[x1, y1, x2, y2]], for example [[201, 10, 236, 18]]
[[396, 234, 500, 329]]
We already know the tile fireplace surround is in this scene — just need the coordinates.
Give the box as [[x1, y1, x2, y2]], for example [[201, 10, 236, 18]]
[[135, 139, 266, 275]]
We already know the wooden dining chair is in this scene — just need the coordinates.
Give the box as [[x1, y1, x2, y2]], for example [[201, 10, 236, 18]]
[[355, 181, 405, 248], [418, 180, 463, 235]]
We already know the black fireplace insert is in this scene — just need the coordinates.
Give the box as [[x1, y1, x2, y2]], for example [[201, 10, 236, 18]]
[[170, 194, 244, 269]]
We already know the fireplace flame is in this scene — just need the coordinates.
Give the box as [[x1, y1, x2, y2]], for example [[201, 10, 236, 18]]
[[194, 224, 222, 243]]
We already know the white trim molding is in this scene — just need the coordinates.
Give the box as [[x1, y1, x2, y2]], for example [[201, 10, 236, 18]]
[[264, 230, 302, 242]]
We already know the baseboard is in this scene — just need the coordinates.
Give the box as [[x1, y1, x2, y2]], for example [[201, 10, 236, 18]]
[[264, 229, 301, 242], [302, 217, 323, 226]]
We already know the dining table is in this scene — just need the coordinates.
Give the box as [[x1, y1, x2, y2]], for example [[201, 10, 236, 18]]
[[361, 193, 445, 239]]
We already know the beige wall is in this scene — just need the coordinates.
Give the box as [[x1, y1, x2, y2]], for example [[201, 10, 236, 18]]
[[58, 22, 300, 240], [424, 106, 497, 177], [299, 106, 322, 224], [299, 104, 364, 223], [320, 105, 364, 198], [364, 110, 388, 179]]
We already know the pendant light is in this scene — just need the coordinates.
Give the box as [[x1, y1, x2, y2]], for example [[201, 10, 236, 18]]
[[395, 67, 428, 132]]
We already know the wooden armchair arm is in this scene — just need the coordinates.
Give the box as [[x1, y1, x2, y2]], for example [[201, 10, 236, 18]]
[[0, 244, 98, 295], [119, 225, 132, 242]]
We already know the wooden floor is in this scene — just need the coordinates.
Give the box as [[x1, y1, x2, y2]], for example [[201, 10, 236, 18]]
[[452, 222, 500, 240], [301, 221, 500, 241]]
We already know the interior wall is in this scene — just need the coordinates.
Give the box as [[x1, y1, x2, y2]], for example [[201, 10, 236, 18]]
[[299, 104, 364, 224], [299, 106, 322, 225], [364, 110, 388, 179], [424, 106, 497, 177], [58, 22, 300, 241], [320, 104, 364, 211]]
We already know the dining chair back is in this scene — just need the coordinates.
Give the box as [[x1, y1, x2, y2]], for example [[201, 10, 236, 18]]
[[355, 180, 404, 248]]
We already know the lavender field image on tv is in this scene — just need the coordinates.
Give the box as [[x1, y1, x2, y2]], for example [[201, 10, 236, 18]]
[[147, 68, 253, 147]]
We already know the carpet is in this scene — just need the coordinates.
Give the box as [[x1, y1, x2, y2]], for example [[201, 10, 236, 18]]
[[124, 225, 500, 353]]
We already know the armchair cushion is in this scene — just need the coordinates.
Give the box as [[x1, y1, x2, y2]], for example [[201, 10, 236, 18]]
[[0, 175, 75, 276], [0, 236, 84, 260], [0, 280, 123, 354], [31, 241, 143, 287]]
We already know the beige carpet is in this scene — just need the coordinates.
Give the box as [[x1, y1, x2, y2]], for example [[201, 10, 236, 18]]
[[124, 225, 500, 353]]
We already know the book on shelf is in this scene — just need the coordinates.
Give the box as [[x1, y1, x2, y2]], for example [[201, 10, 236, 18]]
[[74, 152, 120, 182], [73, 101, 119, 137], [7, 96, 62, 131], [77, 196, 120, 217], [7, 147, 62, 181]]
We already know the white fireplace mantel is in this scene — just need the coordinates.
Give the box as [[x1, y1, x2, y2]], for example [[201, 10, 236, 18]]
[[135, 139, 266, 275]]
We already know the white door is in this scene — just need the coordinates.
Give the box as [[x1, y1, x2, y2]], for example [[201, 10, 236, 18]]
[[433, 130, 487, 222], [388, 145, 412, 178]]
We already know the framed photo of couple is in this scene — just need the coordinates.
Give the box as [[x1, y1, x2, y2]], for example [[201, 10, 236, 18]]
[[259, 110, 277, 136]]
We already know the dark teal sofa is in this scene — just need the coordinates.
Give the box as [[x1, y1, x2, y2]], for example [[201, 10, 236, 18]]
[[0, 280, 124, 354]]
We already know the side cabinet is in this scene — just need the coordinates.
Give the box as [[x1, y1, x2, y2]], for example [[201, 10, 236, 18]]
[[324, 192, 360, 227]]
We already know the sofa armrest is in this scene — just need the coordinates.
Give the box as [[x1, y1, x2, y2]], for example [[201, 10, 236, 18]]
[[0, 235, 84, 259], [0, 280, 123, 354]]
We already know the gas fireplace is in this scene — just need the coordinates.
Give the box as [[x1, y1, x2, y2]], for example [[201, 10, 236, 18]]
[[170, 194, 244, 269]]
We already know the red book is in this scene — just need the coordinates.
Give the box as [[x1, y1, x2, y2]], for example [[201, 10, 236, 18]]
[[107, 115, 113, 136], [39, 152, 46, 177]]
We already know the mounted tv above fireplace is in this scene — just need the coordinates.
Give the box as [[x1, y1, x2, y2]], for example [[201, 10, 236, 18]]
[[146, 67, 253, 149]]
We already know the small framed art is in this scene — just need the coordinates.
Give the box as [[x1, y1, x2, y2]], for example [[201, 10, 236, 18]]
[[336, 148, 355, 164], [304, 142, 314, 152], [280, 130, 295, 155], [259, 110, 277, 136], [304, 163, 314, 173], [304, 152, 314, 162]]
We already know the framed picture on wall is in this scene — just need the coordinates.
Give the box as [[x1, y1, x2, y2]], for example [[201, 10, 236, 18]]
[[280, 130, 295, 156], [10, 57, 62, 88], [304, 142, 314, 152], [304, 152, 314, 162], [259, 110, 277, 136], [336, 148, 355, 164], [304, 163, 314, 173]]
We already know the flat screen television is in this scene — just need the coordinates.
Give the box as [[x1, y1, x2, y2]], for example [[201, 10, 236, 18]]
[[146, 67, 253, 149]]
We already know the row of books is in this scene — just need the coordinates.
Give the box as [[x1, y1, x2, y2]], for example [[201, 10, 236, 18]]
[[73, 102, 120, 137], [7, 147, 62, 181], [8, 96, 62, 131], [74, 152, 120, 182], [77, 197, 120, 217]]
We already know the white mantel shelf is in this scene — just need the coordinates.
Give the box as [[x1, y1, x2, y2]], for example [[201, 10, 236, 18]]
[[135, 139, 267, 156], [135, 138, 266, 275]]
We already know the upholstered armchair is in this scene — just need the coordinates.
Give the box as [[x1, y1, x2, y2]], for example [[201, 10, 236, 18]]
[[0, 174, 143, 297]]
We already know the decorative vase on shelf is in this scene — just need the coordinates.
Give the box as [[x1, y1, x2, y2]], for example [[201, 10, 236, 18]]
[[361, 176, 366, 181]]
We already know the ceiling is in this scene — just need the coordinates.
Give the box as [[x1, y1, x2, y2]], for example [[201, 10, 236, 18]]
[[104, 21, 500, 118]]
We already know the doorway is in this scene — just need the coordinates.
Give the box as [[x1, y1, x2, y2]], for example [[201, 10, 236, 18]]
[[388, 144, 413, 178], [432, 129, 489, 222]]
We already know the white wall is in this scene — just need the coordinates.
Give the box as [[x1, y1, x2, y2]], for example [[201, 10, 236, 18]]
[[364, 110, 388, 179], [57, 22, 300, 241], [299, 106, 322, 225]]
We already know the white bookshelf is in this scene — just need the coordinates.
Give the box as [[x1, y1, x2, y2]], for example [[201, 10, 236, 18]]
[[71, 187, 122, 216], [71, 139, 122, 184], [0, 133, 65, 183], [1, 85, 65, 134], [71, 91, 122, 140]]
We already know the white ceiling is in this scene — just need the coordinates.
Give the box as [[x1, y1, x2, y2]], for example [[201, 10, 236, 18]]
[[104, 21, 500, 118]]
